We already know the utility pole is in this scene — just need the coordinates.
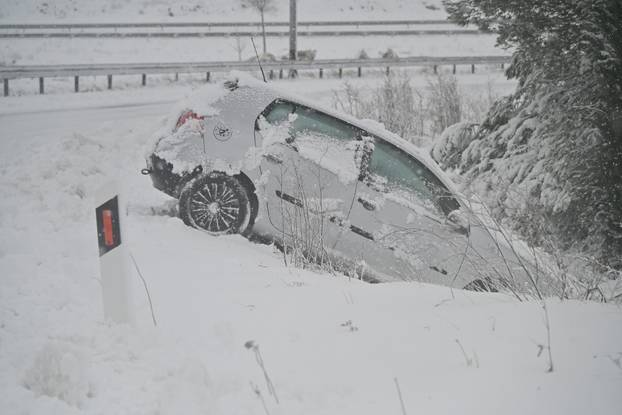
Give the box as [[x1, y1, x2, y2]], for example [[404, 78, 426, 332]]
[[288, 0, 297, 78]]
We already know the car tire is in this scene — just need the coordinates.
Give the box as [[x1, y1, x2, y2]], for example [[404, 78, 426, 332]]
[[179, 173, 252, 235]]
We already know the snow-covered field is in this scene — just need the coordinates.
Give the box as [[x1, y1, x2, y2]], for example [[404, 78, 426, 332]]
[[0, 0, 501, 67], [1, 34, 502, 66], [2, 0, 446, 22], [1, 76, 622, 414]]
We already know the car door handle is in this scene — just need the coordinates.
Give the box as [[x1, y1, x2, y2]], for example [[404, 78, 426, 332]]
[[357, 197, 376, 211], [262, 153, 283, 164], [447, 210, 470, 236]]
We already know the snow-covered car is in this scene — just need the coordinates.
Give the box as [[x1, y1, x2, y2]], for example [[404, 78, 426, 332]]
[[143, 73, 547, 293]]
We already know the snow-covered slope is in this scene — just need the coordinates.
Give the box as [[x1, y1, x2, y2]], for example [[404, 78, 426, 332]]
[[1, 79, 621, 414]]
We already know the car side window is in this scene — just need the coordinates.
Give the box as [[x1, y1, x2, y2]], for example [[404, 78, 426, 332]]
[[260, 100, 360, 142], [367, 138, 460, 216], [263, 100, 295, 125], [290, 106, 359, 141], [260, 100, 363, 183]]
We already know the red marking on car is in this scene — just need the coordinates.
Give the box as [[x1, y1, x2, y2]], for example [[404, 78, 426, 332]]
[[175, 110, 204, 130], [102, 209, 114, 246]]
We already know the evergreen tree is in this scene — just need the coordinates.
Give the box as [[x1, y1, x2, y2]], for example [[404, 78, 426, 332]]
[[442, 0, 622, 268]]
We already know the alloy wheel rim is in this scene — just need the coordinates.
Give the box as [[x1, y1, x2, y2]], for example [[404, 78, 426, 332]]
[[190, 181, 240, 232]]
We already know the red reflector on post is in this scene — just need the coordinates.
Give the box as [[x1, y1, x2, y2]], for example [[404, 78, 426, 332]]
[[96, 196, 121, 256], [102, 209, 114, 246]]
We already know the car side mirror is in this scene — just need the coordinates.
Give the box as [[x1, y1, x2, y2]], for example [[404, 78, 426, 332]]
[[447, 209, 470, 236]]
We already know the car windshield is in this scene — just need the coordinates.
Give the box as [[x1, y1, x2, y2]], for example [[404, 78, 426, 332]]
[[368, 139, 460, 216]]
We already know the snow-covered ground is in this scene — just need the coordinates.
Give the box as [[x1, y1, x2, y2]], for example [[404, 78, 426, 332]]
[[1, 1, 621, 413], [1, 34, 502, 66], [1, 76, 621, 414], [0, 0, 501, 67], [2, 0, 447, 23]]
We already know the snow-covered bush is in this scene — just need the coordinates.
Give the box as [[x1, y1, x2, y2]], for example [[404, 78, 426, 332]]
[[356, 49, 369, 59], [427, 72, 462, 134], [380, 48, 399, 59], [444, 0, 622, 270], [332, 72, 492, 145], [276, 171, 334, 271], [430, 121, 478, 170], [332, 72, 426, 143]]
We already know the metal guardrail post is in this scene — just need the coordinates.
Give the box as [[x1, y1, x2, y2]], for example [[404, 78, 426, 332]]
[[107, 74, 112, 89], [3, 79, 8, 97], [471, 63, 475, 73], [39, 77, 44, 94], [453, 64, 456, 74], [142, 73, 146, 86], [74, 76, 79, 92], [433, 65, 437, 74], [206, 72, 210, 82], [338, 68, 343, 78], [319, 68, 323, 79], [358, 67, 362, 77], [386, 66, 390, 75]]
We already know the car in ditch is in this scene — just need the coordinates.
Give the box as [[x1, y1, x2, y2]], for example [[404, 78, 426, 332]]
[[142, 73, 551, 295]]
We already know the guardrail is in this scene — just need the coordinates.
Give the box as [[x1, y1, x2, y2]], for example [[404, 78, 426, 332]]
[[0, 55, 511, 96], [0, 19, 452, 29], [0, 19, 481, 38], [0, 29, 479, 38]]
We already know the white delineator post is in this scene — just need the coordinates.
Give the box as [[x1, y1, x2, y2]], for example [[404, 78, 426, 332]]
[[95, 182, 133, 324]]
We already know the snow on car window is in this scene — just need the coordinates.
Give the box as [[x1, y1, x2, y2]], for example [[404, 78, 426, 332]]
[[295, 133, 359, 184], [369, 139, 460, 216], [256, 114, 292, 147], [264, 101, 296, 125], [291, 106, 359, 142], [258, 101, 361, 185]]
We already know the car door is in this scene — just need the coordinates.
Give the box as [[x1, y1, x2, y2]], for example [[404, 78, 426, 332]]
[[254, 100, 369, 267], [348, 135, 477, 287]]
